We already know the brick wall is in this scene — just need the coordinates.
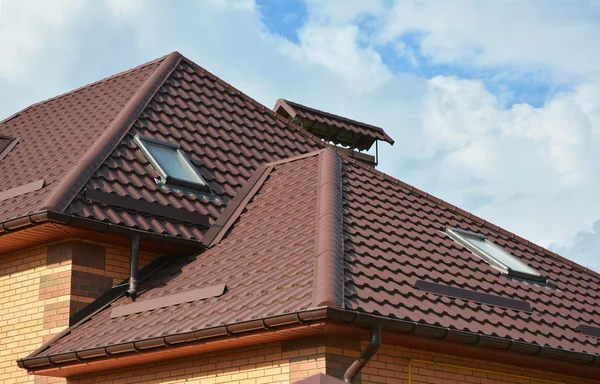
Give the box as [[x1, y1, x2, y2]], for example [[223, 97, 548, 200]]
[[69, 342, 327, 384], [53, 336, 600, 384], [341, 340, 600, 384], [0, 239, 160, 384]]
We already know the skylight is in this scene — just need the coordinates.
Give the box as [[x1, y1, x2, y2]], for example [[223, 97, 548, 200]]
[[134, 135, 210, 192], [0, 135, 19, 161], [446, 228, 546, 283]]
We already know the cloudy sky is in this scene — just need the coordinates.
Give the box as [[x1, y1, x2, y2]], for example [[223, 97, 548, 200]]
[[1, 0, 599, 271]]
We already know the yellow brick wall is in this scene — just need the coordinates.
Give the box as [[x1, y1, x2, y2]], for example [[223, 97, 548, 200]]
[[0, 239, 160, 384], [354, 342, 600, 384], [69, 342, 327, 384]]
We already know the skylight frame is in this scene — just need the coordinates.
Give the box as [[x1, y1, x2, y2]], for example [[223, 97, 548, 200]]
[[0, 135, 20, 162], [134, 135, 210, 193], [446, 228, 547, 283]]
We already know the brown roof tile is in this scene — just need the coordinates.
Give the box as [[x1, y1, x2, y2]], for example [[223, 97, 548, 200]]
[[9, 53, 600, 373], [24, 149, 600, 368], [0, 56, 164, 223], [36, 152, 323, 356], [274, 98, 394, 150], [1, 53, 324, 242]]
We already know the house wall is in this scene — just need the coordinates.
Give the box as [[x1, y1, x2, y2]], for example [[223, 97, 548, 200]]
[[0, 239, 160, 384], [68, 342, 327, 384], [60, 337, 600, 384], [341, 340, 599, 384]]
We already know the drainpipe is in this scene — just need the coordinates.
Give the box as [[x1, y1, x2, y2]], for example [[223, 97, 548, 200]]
[[126, 234, 140, 301], [343, 324, 383, 383]]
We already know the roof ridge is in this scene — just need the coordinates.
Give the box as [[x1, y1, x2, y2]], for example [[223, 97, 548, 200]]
[[312, 148, 345, 308], [281, 98, 387, 135], [40, 52, 183, 212], [342, 155, 600, 281], [180, 57, 328, 150], [0, 54, 169, 125], [202, 149, 326, 247]]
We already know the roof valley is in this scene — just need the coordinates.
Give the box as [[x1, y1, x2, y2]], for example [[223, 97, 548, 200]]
[[312, 148, 345, 308]]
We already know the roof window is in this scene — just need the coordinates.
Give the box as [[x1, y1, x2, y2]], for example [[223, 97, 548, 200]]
[[134, 135, 210, 193], [0, 135, 19, 161], [446, 228, 546, 283]]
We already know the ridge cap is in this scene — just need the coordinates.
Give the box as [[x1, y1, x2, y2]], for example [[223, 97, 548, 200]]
[[40, 51, 183, 212], [312, 147, 345, 308]]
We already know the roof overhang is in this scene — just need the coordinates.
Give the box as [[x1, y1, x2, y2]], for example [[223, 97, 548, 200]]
[[0, 210, 203, 254], [19, 307, 600, 379]]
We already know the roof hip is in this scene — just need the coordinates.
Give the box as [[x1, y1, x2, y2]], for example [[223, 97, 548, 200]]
[[313, 148, 345, 308], [39, 51, 183, 213]]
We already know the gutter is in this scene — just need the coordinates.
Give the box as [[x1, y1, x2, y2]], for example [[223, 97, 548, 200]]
[[0, 210, 203, 249], [17, 307, 600, 373]]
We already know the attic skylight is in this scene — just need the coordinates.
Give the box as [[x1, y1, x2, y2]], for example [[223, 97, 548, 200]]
[[134, 135, 210, 193], [446, 228, 546, 283], [0, 135, 19, 161]]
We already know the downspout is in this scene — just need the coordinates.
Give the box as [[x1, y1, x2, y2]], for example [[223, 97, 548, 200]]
[[343, 324, 383, 383], [126, 234, 140, 301]]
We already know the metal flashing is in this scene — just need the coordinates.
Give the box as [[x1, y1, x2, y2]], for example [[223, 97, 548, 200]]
[[0, 179, 45, 202], [579, 324, 600, 338], [110, 284, 226, 318], [84, 189, 210, 227], [417, 280, 533, 312]]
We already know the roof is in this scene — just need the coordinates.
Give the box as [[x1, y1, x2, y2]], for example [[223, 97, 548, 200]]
[[0, 52, 324, 242], [274, 99, 394, 150], [22, 148, 600, 372]]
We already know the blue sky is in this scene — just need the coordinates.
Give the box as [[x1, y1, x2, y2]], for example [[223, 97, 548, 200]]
[[1, 0, 600, 271]]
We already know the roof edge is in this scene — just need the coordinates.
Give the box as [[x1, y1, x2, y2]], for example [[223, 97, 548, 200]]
[[0, 54, 169, 125], [342, 155, 600, 281], [18, 307, 600, 377], [0, 210, 203, 249], [40, 51, 183, 213], [313, 148, 345, 308]]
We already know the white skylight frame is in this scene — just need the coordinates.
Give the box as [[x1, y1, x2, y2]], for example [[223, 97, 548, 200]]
[[446, 228, 546, 283], [134, 135, 210, 193]]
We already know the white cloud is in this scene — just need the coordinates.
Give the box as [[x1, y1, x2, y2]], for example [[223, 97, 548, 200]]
[[0, 0, 599, 271], [0, 0, 83, 84]]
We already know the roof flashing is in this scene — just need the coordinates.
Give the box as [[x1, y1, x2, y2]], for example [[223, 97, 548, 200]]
[[110, 284, 227, 318], [0, 135, 20, 162]]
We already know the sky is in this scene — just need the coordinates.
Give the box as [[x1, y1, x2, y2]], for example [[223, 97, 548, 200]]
[[0, 0, 599, 272]]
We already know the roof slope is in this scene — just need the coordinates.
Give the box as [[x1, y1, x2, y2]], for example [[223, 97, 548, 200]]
[[64, 55, 323, 239], [24, 149, 600, 368], [274, 98, 394, 150], [0, 57, 163, 222], [342, 159, 600, 355], [35, 151, 323, 357], [1, 52, 324, 241]]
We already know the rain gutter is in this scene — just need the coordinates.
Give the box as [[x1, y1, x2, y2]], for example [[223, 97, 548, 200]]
[[17, 307, 600, 374]]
